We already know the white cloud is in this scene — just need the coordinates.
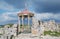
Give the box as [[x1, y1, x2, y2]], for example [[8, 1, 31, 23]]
[[0, 12, 19, 22], [0, 1, 19, 11], [0, 1, 20, 22], [34, 13, 60, 20], [0, 12, 60, 24]]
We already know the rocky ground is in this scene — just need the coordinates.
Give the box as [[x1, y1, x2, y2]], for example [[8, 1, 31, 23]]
[[12, 33, 60, 39], [43, 35, 60, 39]]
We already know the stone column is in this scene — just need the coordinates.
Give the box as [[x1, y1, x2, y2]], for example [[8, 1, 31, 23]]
[[22, 15, 24, 32], [18, 17, 20, 33], [32, 17, 33, 26], [28, 15, 29, 28]]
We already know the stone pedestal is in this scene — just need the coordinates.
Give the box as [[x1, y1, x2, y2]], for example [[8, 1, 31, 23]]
[[31, 28, 38, 36], [31, 17, 39, 36]]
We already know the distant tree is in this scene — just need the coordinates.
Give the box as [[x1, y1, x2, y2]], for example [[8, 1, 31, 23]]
[[5, 24, 13, 27]]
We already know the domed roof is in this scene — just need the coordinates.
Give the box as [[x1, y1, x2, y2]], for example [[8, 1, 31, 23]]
[[18, 9, 32, 14], [21, 9, 30, 14], [18, 9, 34, 17]]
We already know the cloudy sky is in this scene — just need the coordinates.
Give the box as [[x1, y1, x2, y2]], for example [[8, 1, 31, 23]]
[[0, 0, 60, 25]]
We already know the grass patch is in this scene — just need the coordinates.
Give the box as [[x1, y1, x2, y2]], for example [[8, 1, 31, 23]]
[[44, 31, 60, 37]]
